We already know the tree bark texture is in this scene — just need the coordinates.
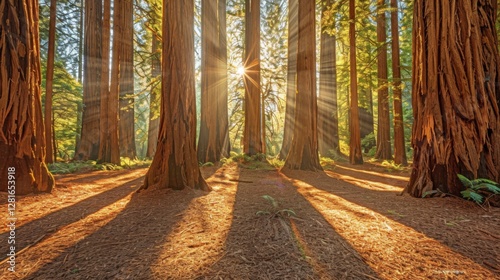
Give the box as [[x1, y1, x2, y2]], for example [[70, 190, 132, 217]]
[[0, 0, 55, 194], [374, 0, 392, 160], [283, 0, 322, 171], [198, 0, 230, 163], [243, 0, 263, 156], [349, 0, 363, 164], [390, 0, 407, 165], [407, 0, 500, 197], [119, 0, 136, 159], [142, 0, 209, 191], [44, 0, 57, 163], [318, 0, 340, 157], [279, 0, 298, 160], [97, 0, 120, 164], [77, 0, 102, 160]]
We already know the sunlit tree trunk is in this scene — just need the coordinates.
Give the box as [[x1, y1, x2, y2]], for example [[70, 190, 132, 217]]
[[283, 0, 322, 171], [279, 0, 298, 160], [349, 0, 363, 164], [45, 0, 57, 163], [374, 0, 392, 160], [243, 0, 263, 156], [147, 34, 161, 159], [406, 0, 500, 197], [77, 0, 102, 160], [390, 0, 407, 165], [97, 0, 119, 164], [141, 0, 209, 191], [119, 0, 136, 159], [75, 0, 84, 155], [198, 0, 230, 163], [0, 0, 55, 194], [318, 0, 340, 157]]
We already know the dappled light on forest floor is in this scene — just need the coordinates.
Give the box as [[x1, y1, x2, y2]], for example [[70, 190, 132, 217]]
[[149, 165, 240, 278], [283, 173, 498, 279]]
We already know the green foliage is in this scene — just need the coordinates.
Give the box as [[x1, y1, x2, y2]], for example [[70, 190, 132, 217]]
[[48, 157, 151, 174], [256, 195, 297, 218], [361, 133, 376, 156], [200, 162, 215, 167], [457, 174, 500, 204], [268, 157, 285, 168]]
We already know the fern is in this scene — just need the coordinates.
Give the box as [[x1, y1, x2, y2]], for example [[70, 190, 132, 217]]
[[457, 174, 500, 205]]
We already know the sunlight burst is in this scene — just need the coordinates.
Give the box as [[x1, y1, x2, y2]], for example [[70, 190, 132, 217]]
[[237, 65, 246, 76]]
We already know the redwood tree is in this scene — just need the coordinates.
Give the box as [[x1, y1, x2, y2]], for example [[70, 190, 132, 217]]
[[198, 0, 230, 163], [243, 0, 263, 156], [390, 0, 407, 165], [0, 0, 55, 194], [406, 0, 500, 197], [141, 0, 209, 191], [279, 0, 298, 160], [283, 0, 322, 171], [374, 0, 392, 160], [146, 34, 161, 159], [318, 0, 340, 157], [119, 0, 136, 159], [349, 0, 363, 164], [77, 0, 102, 160], [97, 0, 120, 164], [45, 0, 57, 163]]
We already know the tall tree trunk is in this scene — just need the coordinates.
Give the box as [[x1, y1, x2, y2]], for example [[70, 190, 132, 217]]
[[283, 0, 322, 171], [406, 0, 500, 197], [147, 34, 161, 159], [390, 0, 407, 165], [243, 0, 263, 156], [198, 0, 229, 163], [318, 0, 340, 157], [374, 0, 392, 160], [45, 0, 57, 163], [77, 0, 102, 160], [75, 0, 84, 155], [119, 0, 136, 159], [217, 0, 230, 158], [279, 0, 298, 160], [349, 0, 363, 164], [141, 0, 209, 191], [0, 0, 55, 194], [97, 0, 119, 164]]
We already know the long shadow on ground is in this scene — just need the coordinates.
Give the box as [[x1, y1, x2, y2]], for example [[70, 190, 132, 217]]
[[206, 168, 380, 279]]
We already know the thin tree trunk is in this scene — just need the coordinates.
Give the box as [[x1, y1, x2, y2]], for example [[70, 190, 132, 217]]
[[283, 0, 322, 171], [318, 0, 340, 157], [349, 0, 363, 164], [97, 0, 119, 164], [77, 0, 102, 160], [0, 0, 55, 194], [217, 0, 230, 158], [279, 0, 298, 160], [243, 0, 263, 156], [119, 0, 136, 159], [406, 0, 500, 197], [141, 0, 209, 191], [147, 34, 161, 159], [390, 0, 407, 165], [375, 0, 392, 160], [45, 0, 57, 163]]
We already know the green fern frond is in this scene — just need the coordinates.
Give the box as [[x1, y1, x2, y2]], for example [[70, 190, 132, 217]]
[[457, 174, 473, 188], [262, 195, 278, 208], [461, 189, 484, 203]]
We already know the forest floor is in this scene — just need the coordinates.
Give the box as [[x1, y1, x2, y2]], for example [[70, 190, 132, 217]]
[[0, 161, 499, 280]]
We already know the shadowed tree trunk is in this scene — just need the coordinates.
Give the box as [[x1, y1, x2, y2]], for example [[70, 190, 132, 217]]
[[349, 0, 363, 164], [390, 0, 407, 165], [283, 0, 322, 171], [318, 0, 340, 157], [243, 0, 263, 156], [45, 0, 57, 163], [198, 0, 230, 163], [0, 0, 55, 194], [119, 0, 136, 159], [97, 0, 119, 164], [406, 0, 500, 197], [374, 0, 392, 160], [279, 0, 298, 160], [141, 0, 209, 191], [146, 34, 161, 159], [77, 0, 102, 160]]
